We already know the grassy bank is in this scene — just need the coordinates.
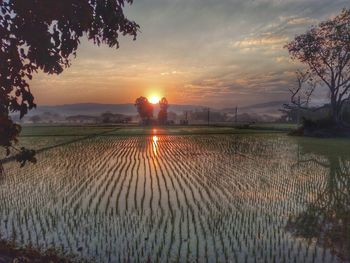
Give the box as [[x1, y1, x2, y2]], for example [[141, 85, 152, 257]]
[[0, 240, 80, 263]]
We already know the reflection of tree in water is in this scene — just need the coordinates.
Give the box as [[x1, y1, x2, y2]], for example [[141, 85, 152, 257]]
[[287, 139, 350, 261], [0, 160, 5, 182]]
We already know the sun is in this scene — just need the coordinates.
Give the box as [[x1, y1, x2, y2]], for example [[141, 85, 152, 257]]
[[149, 95, 160, 104]]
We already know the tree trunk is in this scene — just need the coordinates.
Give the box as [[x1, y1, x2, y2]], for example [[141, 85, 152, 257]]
[[331, 96, 341, 127], [331, 109, 340, 126]]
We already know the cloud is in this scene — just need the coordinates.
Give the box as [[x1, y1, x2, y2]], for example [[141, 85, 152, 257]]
[[232, 34, 289, 49], [176, 67, 300, 107], [160, 70, 184, 76], [284, 16, 318, 26], [31, 0, 349, 107]]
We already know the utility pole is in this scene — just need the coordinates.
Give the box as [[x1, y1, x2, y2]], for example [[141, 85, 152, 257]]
[[297, 96, 301, 126], [235, 106, 238, 124], [183, 111, 189, 125], [207, 108, 210, 126]]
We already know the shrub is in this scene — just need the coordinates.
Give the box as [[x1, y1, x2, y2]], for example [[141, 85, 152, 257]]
[[302, 117, 335, 130]]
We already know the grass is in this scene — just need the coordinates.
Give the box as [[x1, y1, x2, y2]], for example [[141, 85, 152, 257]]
[[19, 124, 119, 137], [248, 122, 297, 131], [17, 122, 299, 139]]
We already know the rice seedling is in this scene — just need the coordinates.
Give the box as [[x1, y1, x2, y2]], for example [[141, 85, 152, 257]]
[[0, 130, 348, 262]]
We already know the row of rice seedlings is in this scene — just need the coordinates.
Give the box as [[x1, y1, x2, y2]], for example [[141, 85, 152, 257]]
[[0, 134, 344, 262]]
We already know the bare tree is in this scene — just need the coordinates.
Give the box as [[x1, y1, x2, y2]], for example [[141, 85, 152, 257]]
[[289, 70, 316, 108], [283, 70, 318, 124], [285, 9, 350, 126]]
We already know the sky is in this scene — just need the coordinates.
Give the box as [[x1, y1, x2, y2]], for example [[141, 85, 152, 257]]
[[30, 0, 349, 108]]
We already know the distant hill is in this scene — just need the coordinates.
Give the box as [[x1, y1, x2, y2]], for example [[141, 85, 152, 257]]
[[222, 101, 287, 117], [25, 103, 205, 117]]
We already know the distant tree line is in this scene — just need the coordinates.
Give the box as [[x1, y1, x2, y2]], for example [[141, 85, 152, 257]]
[[25, 112, 132, 124], [280, 103, 350, 124]]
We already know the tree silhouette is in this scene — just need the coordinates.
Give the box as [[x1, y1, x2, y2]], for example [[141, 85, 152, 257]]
[[287, 139, 350, 260], [0, 0, 139, 167], [134, 97, 153, 125], [158, 97, 169, 125], [285, 9, 350, 126]]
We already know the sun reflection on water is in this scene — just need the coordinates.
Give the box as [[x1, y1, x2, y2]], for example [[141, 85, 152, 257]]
[[152, 135, 158, 156]]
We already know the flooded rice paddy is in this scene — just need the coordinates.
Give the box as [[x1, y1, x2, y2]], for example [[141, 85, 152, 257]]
[[0, 129, 349, 262]]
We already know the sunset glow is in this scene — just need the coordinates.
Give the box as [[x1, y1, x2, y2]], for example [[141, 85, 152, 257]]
[[27, 0, 347, 108], [149, 96, 160, 104]]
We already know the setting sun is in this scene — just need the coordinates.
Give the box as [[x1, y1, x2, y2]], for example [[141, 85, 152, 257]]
[[149, 95, 160, 104]]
